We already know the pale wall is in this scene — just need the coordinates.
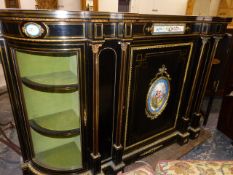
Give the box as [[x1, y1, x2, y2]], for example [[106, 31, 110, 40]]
[[0, 0, 81, 11], [0, 0, 5, 88], [130, 0, 188, 15], [58, 0, 81, 11], [0, 65, 6, 89], [20, 0, 36, 9], [99, 0, 118, 12], [0, 0, 5, 8]]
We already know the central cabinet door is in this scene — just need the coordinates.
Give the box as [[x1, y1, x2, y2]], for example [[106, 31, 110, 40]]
[[124, 42, 194, 152], [14, 49, 84, 171]]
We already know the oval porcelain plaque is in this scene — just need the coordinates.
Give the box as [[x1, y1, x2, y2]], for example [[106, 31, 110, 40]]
[[23, 22, 44, 38], [146, 76, 170, 119]]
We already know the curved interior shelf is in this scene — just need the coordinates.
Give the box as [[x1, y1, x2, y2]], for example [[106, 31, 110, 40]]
[[29, 110, 80, 138], [34, 141, 82, 170], [21, 71, 79, 93]]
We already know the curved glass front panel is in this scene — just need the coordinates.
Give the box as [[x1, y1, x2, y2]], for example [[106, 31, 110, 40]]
[[16, 50, 82, 170]]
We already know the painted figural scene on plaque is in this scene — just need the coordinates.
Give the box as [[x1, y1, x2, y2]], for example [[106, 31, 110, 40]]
[[146, 65, 171, 120]]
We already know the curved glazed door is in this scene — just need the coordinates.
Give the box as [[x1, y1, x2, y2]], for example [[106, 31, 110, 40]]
[[13, 49, 84, 171]]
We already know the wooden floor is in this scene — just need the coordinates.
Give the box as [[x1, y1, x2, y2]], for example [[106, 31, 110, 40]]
[[125, 129, 211, 172]]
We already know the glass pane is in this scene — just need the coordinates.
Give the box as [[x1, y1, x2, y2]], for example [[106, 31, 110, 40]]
[[31, 129, 82, 170], [16, 50, 82, 170]]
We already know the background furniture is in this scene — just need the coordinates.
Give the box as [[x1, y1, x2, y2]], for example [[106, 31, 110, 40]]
[[129, 0, 188, 15], [0, 10, 231, 175], [35, 0, 58, 9], [202, 33, 232, 125], [81, 0, 98, 11], [4, 0, 20, 8], [217, 28, 233, 140]]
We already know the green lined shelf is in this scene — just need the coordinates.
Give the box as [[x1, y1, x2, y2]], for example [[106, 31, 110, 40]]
[[29, 110, 80, 138], [35, 142, 82, 170], [22, 71, 78, 93]]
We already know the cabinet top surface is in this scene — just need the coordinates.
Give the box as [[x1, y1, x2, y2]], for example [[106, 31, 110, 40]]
[[0, 9, 231, 23]]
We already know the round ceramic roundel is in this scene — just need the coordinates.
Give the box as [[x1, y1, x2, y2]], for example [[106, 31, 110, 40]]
[[146, 76, 170, 119], [23, 22, 44, 38]]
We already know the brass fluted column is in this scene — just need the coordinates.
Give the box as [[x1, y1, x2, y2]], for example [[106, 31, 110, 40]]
[[196, 36, 222, 113], [189, 36, 222, 139], [111, 42, 130, 170], [90, 43, 102, 174], [178, 36, 210, 143], [185, 36, 210, 117], [115, 42, 129, 148]]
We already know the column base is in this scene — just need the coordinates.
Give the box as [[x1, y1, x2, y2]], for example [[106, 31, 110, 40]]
[[102, 161, 125, 175], [91, 153, 101, 174], [191, 112, 202, 128], [112, 144, 124, 164], [111, 161, 125, 174], [177, 132, 190, 145], [189, 127, 201, 139], [189, 112, 202, 140], [178, 117, 190, 133]]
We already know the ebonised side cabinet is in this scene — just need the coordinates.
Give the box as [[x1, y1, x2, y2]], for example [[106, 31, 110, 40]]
[[0, 10, 231, 175]]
